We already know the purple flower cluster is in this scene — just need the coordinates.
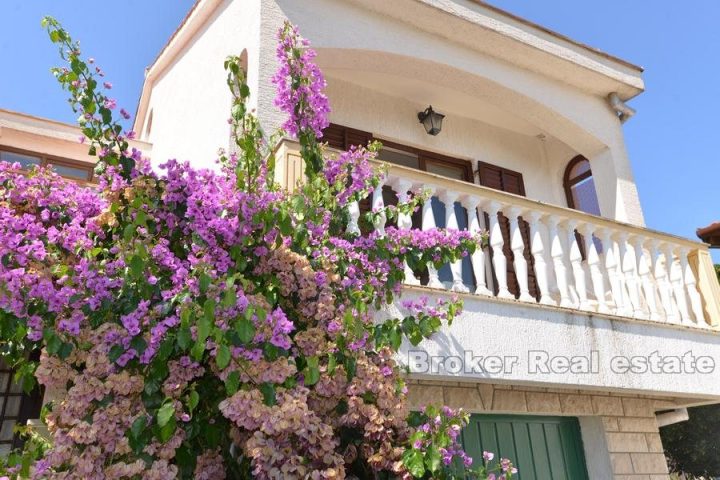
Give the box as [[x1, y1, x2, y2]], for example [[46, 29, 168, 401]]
[[271, 22, 330, 139], [324, 146, 376, 205]]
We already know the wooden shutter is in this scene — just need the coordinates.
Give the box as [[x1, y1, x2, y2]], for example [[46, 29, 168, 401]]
[[461, 415, 590, 480], [477, 162, 539, 300], [321, 124, 373, 150]]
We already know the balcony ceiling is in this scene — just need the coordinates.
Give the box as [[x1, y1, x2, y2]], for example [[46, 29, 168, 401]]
[[323, 68, 544, 138]]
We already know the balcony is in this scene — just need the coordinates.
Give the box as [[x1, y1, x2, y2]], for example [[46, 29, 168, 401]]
[[277, 139, 720, 332]]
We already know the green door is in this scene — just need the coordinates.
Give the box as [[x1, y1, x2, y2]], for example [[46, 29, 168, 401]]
[[460, 414, 589, 480]]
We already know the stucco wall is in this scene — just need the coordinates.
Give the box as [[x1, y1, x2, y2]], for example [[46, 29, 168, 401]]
[[407, 380, 676, 479], [141, 0, 261, 169], [391, 288, 720, 399]]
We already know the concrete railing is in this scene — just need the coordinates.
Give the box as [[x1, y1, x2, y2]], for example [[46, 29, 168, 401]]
[[275, 140, 720, 329]]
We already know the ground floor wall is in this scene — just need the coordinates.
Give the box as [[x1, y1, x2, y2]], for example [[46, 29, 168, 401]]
[[407, 380, 685, 480]]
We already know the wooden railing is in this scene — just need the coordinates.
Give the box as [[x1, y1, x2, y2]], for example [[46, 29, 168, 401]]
[[275, 140, 720, 329]]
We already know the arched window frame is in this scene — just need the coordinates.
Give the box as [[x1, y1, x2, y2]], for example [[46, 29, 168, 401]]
[[563, 155, 594, 211]]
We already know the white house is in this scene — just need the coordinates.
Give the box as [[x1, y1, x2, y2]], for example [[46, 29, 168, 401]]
[[3, 1, 720, 478]]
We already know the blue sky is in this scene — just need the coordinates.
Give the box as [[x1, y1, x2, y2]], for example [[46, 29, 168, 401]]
[[1, 1, 718, 260]]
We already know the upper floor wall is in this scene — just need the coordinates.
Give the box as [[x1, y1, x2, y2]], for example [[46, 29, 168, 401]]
[[135, 0, 648, 225]]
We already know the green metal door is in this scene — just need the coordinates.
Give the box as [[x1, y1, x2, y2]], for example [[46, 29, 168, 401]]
[[460, 414, 589, 480]]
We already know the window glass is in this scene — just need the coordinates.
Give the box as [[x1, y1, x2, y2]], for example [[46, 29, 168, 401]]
[[50, 163, 91, 180], [0, 150, 41, 169], [565, 157, 601, 216], [568, 158, 591, 178], [570, 177, 601, 216], [426, 161, 466, 181], [377, 148, 419, 169]]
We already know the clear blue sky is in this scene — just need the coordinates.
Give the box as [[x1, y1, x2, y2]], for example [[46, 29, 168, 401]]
[[1, 1, 718, 260]]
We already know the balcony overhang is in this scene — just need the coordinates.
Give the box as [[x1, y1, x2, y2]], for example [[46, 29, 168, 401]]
[[316, 48, 610, 157], [343, 0, 644, 101]]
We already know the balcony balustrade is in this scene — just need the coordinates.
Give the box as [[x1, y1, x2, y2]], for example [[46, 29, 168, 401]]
[[275, 140, 720, 330]]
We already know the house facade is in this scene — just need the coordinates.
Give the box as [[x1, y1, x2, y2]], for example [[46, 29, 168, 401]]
[[3, 0, 720, 478], [130, 2, 720, 477]]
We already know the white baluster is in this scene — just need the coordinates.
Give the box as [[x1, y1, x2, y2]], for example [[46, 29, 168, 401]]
[[391, 178, 419, 286], [507, 207, 535, 302], [421, 186, 444, 289], [633, 236, 660, 321], [680, 247, 706, 326], [580, 224, 609, 314], [547, 216, 573, 308], [618, 233, 646, 318], [599, 229, 624, 315], [346, 201, 360, 236], [439, 191, 469, 293], [650, 241, 676, 323], [666, 245, 692, 324], [487, 201, 513, 299], [527, 211, 554, 306], [372, 178, 387, 237], [567, 220, 590, 310], [465, 196, 492, 296]]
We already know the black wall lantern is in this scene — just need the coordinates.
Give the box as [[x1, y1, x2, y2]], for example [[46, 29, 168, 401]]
[[417, 105, 445, 136]]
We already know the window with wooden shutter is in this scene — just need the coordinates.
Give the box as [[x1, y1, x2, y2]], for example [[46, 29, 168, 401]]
[[476, 162, 539, 300], [0, 358, 43, 455]]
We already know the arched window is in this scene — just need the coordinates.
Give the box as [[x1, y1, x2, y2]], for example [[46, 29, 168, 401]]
[[564, 155, 601, 216]]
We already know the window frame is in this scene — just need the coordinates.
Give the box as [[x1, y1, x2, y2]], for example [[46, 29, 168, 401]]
[[0, 145, 94, 182], [563, 154, 594, 211], [322, 123, 474, 182], [378, 138, 474, 182]]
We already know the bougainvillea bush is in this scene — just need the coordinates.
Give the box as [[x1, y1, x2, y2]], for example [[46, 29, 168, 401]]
[[0, 17, 516, 479]]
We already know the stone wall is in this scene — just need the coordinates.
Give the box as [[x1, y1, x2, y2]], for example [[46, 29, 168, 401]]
[[407, 380, 682, 480]]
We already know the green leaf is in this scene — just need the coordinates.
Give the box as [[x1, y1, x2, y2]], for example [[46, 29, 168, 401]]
[[259, 383, 276, 406], [108, 345, 125, 362], [187, 391, 199, 412], [327, 353, 336, 375], [304, 356, 320, 386], [216, 344, 231, 370], [402, 449, 426, 478], [44, 329, 62, 355], [199, 272, 211, 293], [222, 287, 236, 308], [129, 255, 144, 280], [58, 342, 73, 359], [191, 339, 205, 361], [177, 327, 192, 351], [157, 401, 175, 428], [204, 298, 215, 322], [225, 371, 240, 395], [278, 211, 293, 236], [425, 446, 442, 473], [123, 223, 135, 241], [158, 415, 177, 443], [130, 336, 147, 355], [235, 318, 255, 344], [130, 415, 147, 439]]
